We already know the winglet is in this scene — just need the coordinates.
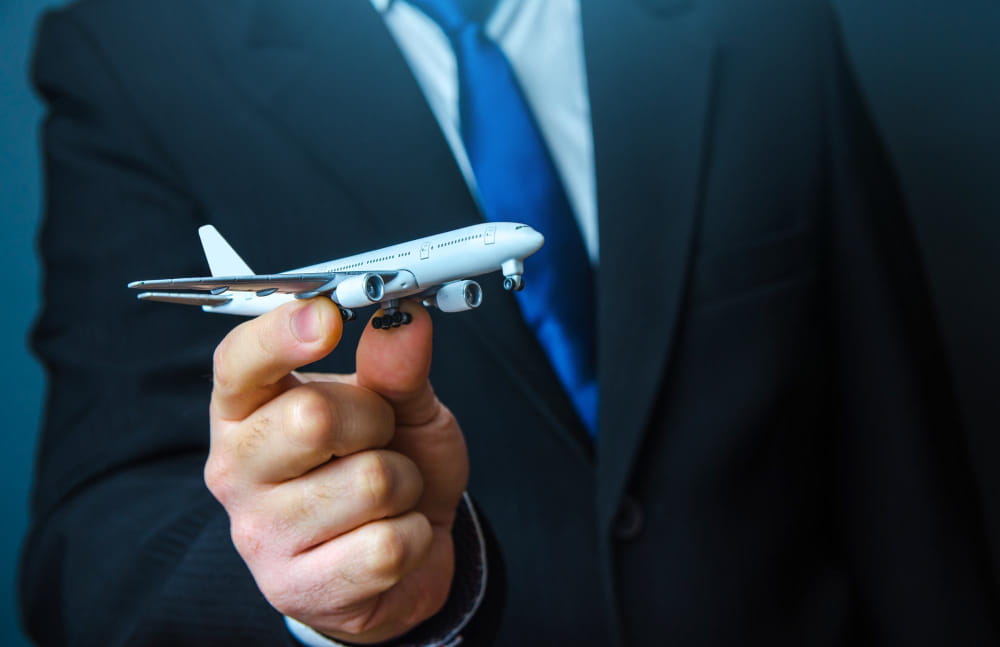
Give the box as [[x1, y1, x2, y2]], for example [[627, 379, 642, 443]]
[[199, 225, 254, 277]]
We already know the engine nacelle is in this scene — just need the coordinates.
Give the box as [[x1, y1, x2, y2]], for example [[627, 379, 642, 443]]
[[335, 273, 384, 308], [434, 280, 483, 313]]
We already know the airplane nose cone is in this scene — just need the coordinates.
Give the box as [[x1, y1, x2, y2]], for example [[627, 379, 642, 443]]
[[529, 229, 545, 253]]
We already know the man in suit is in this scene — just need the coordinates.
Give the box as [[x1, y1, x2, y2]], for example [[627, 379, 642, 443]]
[[22, 0, 999, 645]]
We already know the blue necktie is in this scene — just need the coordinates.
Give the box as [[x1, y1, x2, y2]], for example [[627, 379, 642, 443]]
[[407, 0, 599, 435]]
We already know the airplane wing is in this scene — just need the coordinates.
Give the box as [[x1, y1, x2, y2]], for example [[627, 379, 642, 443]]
[[128, 271, 398, 299]]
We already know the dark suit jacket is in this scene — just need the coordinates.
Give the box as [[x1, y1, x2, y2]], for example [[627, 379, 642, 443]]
[[22, 0, 999, 645], [834, 0, 1000, 597]]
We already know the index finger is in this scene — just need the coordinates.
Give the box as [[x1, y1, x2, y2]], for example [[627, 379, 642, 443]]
[[211, 298, 343, 422]]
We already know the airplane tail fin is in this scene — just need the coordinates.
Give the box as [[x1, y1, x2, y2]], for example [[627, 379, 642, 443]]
[[199, 225, 254, 276]]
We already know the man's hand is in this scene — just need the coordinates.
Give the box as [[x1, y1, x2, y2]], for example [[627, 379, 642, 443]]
[[204, 298, 469, 644]]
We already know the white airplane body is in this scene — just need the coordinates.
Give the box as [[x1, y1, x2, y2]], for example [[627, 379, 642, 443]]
[[129, 222, 544, 328]]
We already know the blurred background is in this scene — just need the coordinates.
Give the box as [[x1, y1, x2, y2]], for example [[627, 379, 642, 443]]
[[1, 0, 997, 644], [2, 0, 59, 644]]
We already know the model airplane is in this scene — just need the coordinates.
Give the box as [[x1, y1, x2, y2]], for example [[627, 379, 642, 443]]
[[128, 222, 544, 329]]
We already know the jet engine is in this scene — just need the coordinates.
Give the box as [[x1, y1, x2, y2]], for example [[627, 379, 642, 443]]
[[335, 273, 384, 308], [434, 280, 483, 313]]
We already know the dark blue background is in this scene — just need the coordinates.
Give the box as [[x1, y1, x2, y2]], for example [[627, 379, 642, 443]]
[[2, 1, 997, 644], [2, 0, 59, 643]]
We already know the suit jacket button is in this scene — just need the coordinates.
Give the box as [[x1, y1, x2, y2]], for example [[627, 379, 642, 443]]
[[614, 495, 644, 541]]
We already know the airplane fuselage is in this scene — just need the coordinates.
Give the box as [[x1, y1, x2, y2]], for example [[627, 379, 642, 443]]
[[205, 222, 543, 316]]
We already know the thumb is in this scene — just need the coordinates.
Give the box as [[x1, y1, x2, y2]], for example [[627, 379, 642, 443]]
[[355, 301, 437, 426]]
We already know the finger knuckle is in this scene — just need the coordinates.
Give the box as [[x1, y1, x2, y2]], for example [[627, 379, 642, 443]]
[[357, 451, 396, 511], [203, 455, 234, 501], [366, 523, 408, 579], [211, 339, 236, 394], [289, 385, 337, 451]]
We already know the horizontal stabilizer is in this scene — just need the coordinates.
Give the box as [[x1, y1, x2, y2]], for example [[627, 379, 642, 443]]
[[136, 292, 233, 307]]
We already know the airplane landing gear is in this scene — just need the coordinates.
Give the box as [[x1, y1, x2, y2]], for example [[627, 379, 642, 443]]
[[371, 311, 413, 329], [371, 300, 413, 330], [503, 275, 524, 292], [501, 258, 525, 292]]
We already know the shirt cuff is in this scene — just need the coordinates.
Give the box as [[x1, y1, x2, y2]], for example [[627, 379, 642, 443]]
[[285, 492, 488, 647]]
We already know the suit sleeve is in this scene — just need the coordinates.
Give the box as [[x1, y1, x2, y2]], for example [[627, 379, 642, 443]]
[[822, 8, 1000, 643], [22, 10, 499, 646]]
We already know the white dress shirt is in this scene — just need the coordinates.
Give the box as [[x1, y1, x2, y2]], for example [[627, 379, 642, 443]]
[[288, 1, 593, 645]]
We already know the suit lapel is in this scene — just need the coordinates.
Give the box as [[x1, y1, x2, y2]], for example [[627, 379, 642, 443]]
[[583, 0, 717, 527], [218, 0, 592, 461], [230, 0, 474, 241]]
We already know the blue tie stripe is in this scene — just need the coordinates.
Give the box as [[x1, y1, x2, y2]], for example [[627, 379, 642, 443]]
[[407, 0, 599, 435]]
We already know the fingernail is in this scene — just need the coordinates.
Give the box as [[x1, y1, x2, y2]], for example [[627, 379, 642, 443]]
[[292, 302, 322, 342]]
